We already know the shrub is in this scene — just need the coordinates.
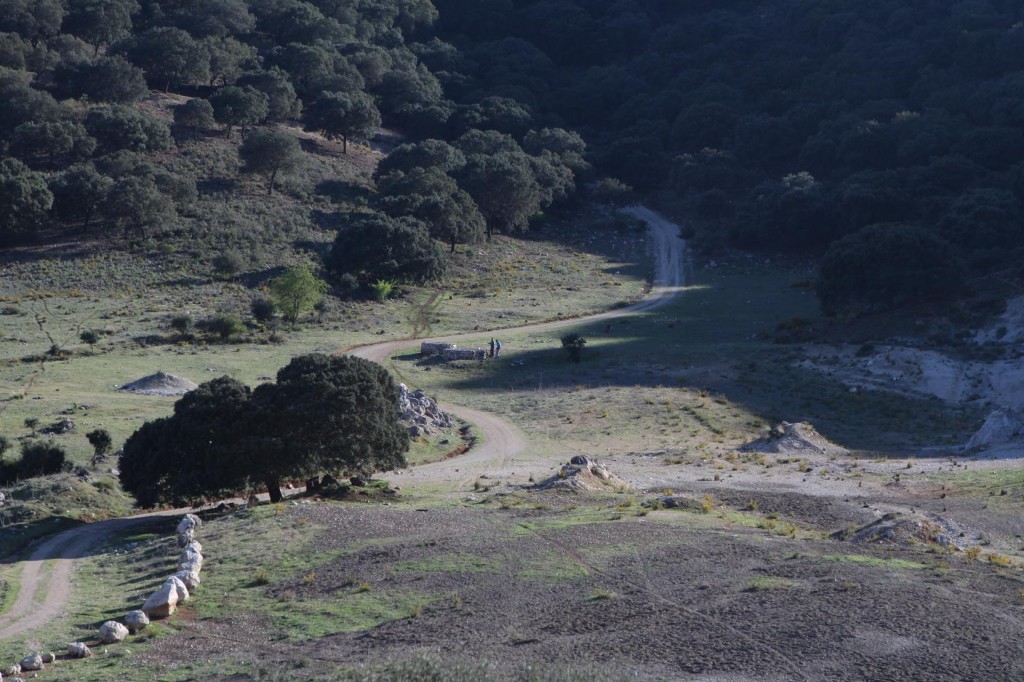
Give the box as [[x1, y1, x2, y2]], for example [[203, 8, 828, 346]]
[[560, 333, 587, 363], [3, 441, 69, 483], [370, 279, 395, 302], [169, 313, 193, 335], [86, 428, 113, 464], [251, 297, 276, 322], [203, 312, 244, 341], [212, 249, 245, 278], [79, 329, 100, 346]]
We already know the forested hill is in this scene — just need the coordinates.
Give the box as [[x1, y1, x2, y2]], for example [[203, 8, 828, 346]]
[[1, 0, 1022, 317], [432, 0, 1024, 314]]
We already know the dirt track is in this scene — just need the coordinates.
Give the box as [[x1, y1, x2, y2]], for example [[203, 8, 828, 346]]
[[0, 206, 685, 642]]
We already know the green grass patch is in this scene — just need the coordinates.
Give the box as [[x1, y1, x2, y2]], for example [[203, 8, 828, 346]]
[[271, 589, 440, 637], [745, 576, 800, 591], [515, 551, 590, 582]]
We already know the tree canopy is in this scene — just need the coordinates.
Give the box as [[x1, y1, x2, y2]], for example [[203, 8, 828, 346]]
[[120, 354, 408, 505]]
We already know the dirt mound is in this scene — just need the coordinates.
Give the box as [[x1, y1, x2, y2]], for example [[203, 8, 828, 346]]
[[964, 407, 1023, 451], [832, 512, 968, 549], [739, 421, 848, 457], [119, 371, 198, 396], [535, 456, 630, 492]]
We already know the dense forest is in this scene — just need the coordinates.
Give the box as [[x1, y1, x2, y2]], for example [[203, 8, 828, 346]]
[[1, 0, 1023, 316]]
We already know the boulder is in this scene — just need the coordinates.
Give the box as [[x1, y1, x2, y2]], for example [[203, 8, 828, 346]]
[[179, 548, 203, 571], [99, 620, 129, 644], [164, 575, 189, 603], [41, 652, 55, 664], [179, 557, 202, 575], [176, 513, 202, 535], [177, 529, 194, 547], [175, 569, 201, 591], [124, 610, 150, 633], [183, 540, 203, 554], [19, 653, 42, 671], [142, 581, 178, 619], [67, 642, 92, 658], [4, 664, 21, 675]]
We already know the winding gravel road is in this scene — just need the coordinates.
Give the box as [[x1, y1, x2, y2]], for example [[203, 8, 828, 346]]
[[0, 206, 687, 642]]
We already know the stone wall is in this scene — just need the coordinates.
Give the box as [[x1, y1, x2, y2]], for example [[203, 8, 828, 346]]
[[420, 342, 456, 356], [441, 348, 486, 361]]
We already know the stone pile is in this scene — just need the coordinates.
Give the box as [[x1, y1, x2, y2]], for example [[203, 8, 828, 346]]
[[535, 455, 630, 492], [398, 384, 454, 437], [140, 513, 203, 620], [739, 422, 849, 457]]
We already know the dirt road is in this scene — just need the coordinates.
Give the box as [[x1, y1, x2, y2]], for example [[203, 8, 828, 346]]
[[0, 207, 686, 642], [353, 206, 687, 482]]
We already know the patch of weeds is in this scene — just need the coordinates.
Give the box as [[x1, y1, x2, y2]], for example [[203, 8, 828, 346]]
[[588, 587, 617, 600], [964, 546, 983, 564], [745, 576, 798, 591], [822, 554, 925, 570], [252, 568, 271, 586]]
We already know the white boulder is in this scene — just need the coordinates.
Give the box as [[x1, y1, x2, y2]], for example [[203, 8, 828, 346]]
[[142, 581, 179, 619], [164, 575, 190, 603], [175, 569, 201, 591], [99, 620, 129, 644], [176, 514, 202, 535], [19, 653, 43, 671], [67, 642, 92, 658], [124, 610, 150, 633]]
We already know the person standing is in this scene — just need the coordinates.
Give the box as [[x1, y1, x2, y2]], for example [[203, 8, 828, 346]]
[[489, 338, 495, 358], [495, 339, 502, 357]]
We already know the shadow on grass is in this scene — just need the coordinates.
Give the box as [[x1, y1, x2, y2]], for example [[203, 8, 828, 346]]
[[395, 267, 984, 453]]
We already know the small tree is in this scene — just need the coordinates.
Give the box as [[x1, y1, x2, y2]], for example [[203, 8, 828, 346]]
[[169, 313, 193, 336], [250, 296, 276, 322], [86, 428, 112, 465], [14, 441, 68, 480], [173, 98, 216, 140], [79, 329, 100, 346], [303, 90, 380, 153], [24, 417, 38, 435], [270, 266, 329, 325], [209, 85, 268, 139], [238, 128, 302, 194], [561, 333, 586, 363]]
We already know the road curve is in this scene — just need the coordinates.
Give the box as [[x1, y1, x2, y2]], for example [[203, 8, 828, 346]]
[[353, 205, 688, 481], [0, 206, 687, 642]]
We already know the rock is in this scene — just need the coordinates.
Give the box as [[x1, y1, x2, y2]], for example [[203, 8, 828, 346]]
[[164, 576, 190, 603], [350, 476, 366, 487], [179, 547, 203, 570], [67, 642, 92, 658], [177, 528, 195, 547], [179, 557, 202, 574], [176, 513, 202, 535], [4, 664, 21, 675], [99, 620, 129, 644], [39, 418, 74, 435], [247, 494, 260, 507], [570, 455, 591, 466], [965, 407, 1023, 451], [124, 610, 150, 633], [175, 569, 201, 590], [19, 653, 42, 671], [183, 539, 203, 554], [41, 652, 55, 664], [142, 582, 179, 619]]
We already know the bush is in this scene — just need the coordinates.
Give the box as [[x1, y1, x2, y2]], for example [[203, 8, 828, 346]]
[[3, 441, 69, 483], [370, 279, 395, 302], [203, 312, 244, 341], [169, 313, 193, 335], [560, 333, 587, 363], [212, 249, 245, 278], [251, 296, 276, 322], [79, 329, 100, 346]]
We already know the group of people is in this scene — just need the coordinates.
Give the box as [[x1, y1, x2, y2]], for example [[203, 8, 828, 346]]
[[488, 338, 502, 358]]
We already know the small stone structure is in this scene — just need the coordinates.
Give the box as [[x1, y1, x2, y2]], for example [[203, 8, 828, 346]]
[[420, 342, 455, 356], [535, 456, 630, 492], [441, 347, 486, 361]]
